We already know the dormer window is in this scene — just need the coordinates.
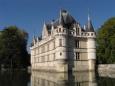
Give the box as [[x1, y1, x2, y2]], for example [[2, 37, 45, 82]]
[[59, 28, 61, 32]]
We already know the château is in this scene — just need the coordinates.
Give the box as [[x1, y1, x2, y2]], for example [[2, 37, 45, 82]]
[[30, 10, 96, 72]]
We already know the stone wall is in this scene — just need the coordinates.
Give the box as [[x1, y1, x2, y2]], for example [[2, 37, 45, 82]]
[[98, 64, 115, 73]]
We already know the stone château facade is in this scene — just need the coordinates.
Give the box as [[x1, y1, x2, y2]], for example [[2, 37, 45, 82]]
[[30, 10, 96, 72]]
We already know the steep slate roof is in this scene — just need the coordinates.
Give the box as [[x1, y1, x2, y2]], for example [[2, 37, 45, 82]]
[[44, 10, 94, 33], [53, 10, 76, 28]]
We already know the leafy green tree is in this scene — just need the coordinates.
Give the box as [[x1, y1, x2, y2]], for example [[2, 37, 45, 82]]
[[0, 26, 30, 68], [97, 17, 115, 64]]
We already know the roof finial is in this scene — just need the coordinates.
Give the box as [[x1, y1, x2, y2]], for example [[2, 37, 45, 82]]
[[33, 34, 35, 40], [43, 21, 46, 25], [59, 9, 64, 25], [88, 8, 90, 21], [43, 21, 47, 28]]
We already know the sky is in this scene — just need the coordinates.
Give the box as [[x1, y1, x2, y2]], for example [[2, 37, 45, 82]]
[[0, 0, 115, 50]]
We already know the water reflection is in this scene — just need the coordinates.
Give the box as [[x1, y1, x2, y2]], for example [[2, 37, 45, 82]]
[[0, 70, 30, 86], [31, 71, 97, 86], [0, 70, 115, 86], [98, 71, 115, 86]]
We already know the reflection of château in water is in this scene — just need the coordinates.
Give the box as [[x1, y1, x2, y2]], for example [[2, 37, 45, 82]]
[[31, 71, 97, 86], [30, 9, 96, 72]]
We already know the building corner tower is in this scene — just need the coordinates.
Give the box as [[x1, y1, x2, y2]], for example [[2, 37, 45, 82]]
[[86, 16, 96, 71]]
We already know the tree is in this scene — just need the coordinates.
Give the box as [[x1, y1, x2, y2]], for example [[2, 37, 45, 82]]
[[0, 26, 30, 68], [97, 17, 115, 64]]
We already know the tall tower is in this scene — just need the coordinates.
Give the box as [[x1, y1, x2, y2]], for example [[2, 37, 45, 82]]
[[53, 10, 76, 72], [54, 10, 70, 72], [86, 15, 96, 71]]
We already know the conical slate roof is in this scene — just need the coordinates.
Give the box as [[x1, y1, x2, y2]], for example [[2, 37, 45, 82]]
[[85, 16, 94, 32]]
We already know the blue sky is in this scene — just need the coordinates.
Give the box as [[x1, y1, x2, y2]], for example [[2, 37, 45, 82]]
[[0, 0, 115, 49]]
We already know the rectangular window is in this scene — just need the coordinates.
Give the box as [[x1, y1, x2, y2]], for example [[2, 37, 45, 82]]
[[75, 40, 79, 48], [76, 52, 80, 60], [59, 39, 62, 46], [76, 28, 79, 35]]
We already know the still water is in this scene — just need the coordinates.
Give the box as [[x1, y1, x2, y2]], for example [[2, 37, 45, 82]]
[[0, 70, 115, 86]]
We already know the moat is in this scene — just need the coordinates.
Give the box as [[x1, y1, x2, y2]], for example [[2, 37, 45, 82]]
[[0, 70, 115, 86]]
